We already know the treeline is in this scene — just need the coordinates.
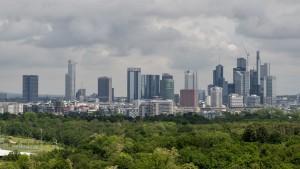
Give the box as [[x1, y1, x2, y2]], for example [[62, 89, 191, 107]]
[[0, 109, 299, 168]]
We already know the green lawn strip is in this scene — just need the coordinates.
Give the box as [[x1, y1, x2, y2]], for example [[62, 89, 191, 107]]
[[0, 136, 60, 153]]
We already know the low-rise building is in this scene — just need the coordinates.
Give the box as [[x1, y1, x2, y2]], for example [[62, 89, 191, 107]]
[[246, 95, 261, 108], [139, 100, 173, 117], [228, 94, 244, 108]]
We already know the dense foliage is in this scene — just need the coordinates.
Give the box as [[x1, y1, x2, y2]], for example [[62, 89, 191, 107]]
[[0, 109, 300, 168]]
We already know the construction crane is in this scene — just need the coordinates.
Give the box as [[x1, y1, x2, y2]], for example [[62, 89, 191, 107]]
[[242, 45, 250, 70]]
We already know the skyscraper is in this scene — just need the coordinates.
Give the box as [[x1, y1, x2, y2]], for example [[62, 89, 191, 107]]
[[141, 74, 160, 99], [212, 64, 228, 105], [263, 75, 276, 105], [234, 71, 250, 98], [76, 88, 86, 102], [23, 75, 38, 103], [199, 89, 206, 101], [141, 75, 146, 99], [233, 57, 247, 82], [211, 86, 223, 108], [213, 64, 223, 87], [250, 69, 259, 95], [65, 60, 76, 101], [260, 63, 270, 78], [98, 77, 112, 102], [184, 70, 198, 90], [127, 67, 141, 103], [237, 58, 247, 71], [256, 51, 261, 85], [161, 73, 174, 100]]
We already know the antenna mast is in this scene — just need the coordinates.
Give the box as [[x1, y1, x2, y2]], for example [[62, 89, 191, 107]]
[[242, 45, 250, 70]]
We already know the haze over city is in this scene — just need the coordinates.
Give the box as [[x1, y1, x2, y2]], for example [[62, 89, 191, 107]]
[[0, 0, 299, 96]]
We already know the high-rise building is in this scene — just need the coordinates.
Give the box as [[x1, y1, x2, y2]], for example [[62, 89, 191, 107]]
[[234, 71, 250, 98], [98, 77, 112, 102], [233, 57, 247, 82], [207, 84, 214, 96], [228, 83, 235, 95], [213, 65, 223, 87], [211, 86, 222, 108], [141, 75, 146, 99], [199, 89, 206, 101], [260, 63, 270, 78], [263, 75, 276, 105], [127, 68, 141, 103], [142, 74, 160, 99], [250, 69, 259, 95], [161, 73, 174, 100], [174, 94, 180, 106], [222, 80, 229, 106], [237, 58, 247, 71], [65, 60, 76, 101], [184, 70, 198, 90], [23, 75, 38, 103], [212, 64, 229, 105], [256, 51, 261, 85], [76, 89, 86, 102]]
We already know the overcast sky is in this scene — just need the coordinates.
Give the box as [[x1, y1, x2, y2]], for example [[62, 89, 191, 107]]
[[0, 0, 299, 96]]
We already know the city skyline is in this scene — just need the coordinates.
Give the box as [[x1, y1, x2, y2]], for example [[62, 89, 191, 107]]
[[0, 53, 285, 98], [0, 1, 300, 96]]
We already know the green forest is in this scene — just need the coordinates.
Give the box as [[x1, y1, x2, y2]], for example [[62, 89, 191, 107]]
[[0, 109, 300, 169]]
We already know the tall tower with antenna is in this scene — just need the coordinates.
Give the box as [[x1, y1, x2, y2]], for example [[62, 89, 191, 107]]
[[242, 45, 250, 71]]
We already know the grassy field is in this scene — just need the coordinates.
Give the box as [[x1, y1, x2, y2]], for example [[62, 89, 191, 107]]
[[0, 136, 60, 153]]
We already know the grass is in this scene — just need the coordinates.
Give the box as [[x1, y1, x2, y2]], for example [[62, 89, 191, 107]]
[[0, 136, 61, 153]]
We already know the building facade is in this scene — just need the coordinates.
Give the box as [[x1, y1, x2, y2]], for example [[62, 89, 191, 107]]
[[211, 86, 222, 108], [213, 65, 224, 87], [23, 75, 38, 103], [76, 89, 86, 102], [234, 71, 250, 98], [263, 75, 276, 105], [65, 60, 76, 101], [237, 57, 247, 71], [142, 74, 160, 99], [161, 73, 174, 100], [127, 68, 141, 103], [246, 95, 261, 107], [180, 89, 199, 107], [139, 100, 173, 117], [98, 77, 112, 102], [184, 70, 198, 90], [228, 94, 244, 108]]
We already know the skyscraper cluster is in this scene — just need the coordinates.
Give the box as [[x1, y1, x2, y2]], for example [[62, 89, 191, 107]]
[[65, 60, 115, 103], [207, 50, 276, 108], [127, 68, 174, 103], [250, 51, 276, 105], [21, 53, 276, 109]]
